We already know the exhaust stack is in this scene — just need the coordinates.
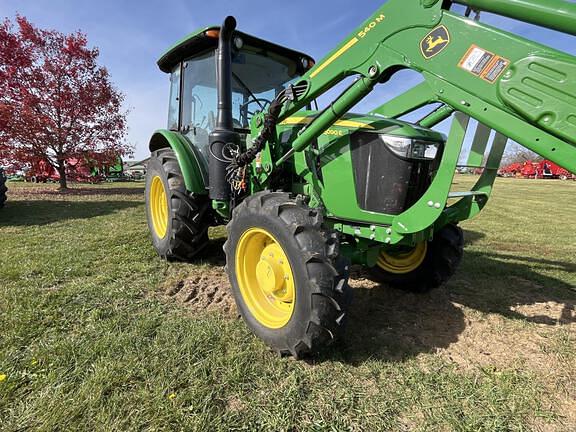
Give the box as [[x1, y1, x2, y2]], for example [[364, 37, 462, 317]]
[[208, 16, 240, 201]]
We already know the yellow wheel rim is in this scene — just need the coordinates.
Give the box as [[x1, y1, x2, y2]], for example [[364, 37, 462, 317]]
[[377, 241, 428, 274], [149, 176, 168, 239], [235, 228, 295, 329]]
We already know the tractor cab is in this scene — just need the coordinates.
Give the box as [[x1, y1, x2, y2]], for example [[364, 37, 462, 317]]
[[157, 26, 315, 163]]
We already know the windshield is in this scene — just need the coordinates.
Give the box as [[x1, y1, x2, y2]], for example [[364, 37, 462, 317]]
[[230, 49, 300, 126], [181, 49, 300, 132]]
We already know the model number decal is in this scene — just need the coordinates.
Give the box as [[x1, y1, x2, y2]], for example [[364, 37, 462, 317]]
[[310, 13, 385, 78], [358, 14, 385, 39], [322, 129, 345, 137]]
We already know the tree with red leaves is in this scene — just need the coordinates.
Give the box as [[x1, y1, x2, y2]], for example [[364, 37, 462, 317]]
[[0, 16, 131, 189]]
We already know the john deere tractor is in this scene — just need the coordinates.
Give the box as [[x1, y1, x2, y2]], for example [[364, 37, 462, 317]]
[[145, 0, 576, 357]]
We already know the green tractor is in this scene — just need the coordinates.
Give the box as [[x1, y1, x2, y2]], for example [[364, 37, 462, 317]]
[[91, 156, 126, 182], [0, 168, 7, 209], [145, 0, 576, 357]]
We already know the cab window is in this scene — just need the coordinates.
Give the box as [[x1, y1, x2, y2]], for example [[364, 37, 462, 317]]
[[167, 65, 181, 130]]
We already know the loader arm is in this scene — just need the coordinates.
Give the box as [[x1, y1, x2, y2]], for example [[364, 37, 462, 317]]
[[267, 0, 576, 174], [243, 0, 576, 242]]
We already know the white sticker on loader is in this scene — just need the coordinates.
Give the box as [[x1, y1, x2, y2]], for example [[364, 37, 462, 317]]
[[460, 46, 493, 75]]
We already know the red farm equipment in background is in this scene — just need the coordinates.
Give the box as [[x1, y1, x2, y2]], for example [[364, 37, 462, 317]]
[[499, 160, 574, 180], [498, 162, 523, 177], [536, 160, 573, 180], [520, 161, 539, 178], [25, 158, 55, 183], [24, 153, 123, 184]]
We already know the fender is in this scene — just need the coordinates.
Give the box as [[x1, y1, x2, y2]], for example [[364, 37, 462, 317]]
[[149, 130, 208, 194]]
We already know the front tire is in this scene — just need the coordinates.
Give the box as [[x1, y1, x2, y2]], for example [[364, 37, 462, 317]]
[[224, 192, 351, 358], [145, 148, 210, 261], [369, 224, 464, 293]]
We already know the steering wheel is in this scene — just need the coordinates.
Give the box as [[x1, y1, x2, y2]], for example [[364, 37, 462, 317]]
[[239, 98, 272, 127]]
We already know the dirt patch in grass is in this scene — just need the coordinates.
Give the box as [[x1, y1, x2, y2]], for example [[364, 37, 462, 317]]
[[439, 303, 575, 380], [512, 301, 575, 325], [163, 266, 237, 317], [437, 313, 555, 370]]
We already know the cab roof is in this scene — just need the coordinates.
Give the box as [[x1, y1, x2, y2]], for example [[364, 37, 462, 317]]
[[157, 25, 315, 74]]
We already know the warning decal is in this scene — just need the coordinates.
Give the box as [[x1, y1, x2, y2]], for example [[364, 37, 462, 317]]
[[459, 45, 510, 83], [483, 57, 509, 82]]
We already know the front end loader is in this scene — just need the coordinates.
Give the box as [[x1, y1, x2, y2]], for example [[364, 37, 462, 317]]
[[145, 0, 576, 357]]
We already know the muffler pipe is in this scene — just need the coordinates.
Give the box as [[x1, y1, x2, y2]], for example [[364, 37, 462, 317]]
[[209, 16, 240, 201]]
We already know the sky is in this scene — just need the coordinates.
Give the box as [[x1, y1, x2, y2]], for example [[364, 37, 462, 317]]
[[1, 0, 575, 160]]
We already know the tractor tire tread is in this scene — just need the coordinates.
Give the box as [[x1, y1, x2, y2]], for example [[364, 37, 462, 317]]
[[147, 148, 210, 261], [225, 191, 351, 358]]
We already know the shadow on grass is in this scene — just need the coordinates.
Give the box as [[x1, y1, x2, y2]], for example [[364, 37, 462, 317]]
[[327, 229, 575, 364], [0, 200, 141, 227], [8, 185, 145, 197], [42, 187, 145, 196]]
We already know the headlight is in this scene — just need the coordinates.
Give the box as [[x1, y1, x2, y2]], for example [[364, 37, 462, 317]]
[[379, 135, 440, 160]]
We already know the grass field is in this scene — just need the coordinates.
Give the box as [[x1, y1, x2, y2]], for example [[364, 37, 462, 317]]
[[0, 178, 574, 431]]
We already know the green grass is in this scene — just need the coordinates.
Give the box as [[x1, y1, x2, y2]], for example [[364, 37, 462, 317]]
[[0, 178, 574, 431]]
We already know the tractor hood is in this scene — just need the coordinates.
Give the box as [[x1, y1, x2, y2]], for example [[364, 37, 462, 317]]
[[278, 112, 445, 142]]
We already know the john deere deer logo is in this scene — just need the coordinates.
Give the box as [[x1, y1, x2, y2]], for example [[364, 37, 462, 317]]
[[420, 25, 450, 59], [425, 35, 448, 52]]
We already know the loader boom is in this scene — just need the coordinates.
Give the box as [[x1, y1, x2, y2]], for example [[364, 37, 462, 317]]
[[266, 0, 576, 175]]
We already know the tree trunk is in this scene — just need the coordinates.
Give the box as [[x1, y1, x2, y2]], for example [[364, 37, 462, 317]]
[[57, 163, 68, 190]]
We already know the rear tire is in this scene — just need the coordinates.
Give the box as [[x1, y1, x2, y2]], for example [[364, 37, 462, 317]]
[[369, 224, 464, 293], [145, 148, 210, 261], [0, 169, 7, 208], [224, 192, 352, 358]]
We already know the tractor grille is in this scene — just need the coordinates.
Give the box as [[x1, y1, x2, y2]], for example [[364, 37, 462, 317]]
[[350, 132, 438, 215]]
